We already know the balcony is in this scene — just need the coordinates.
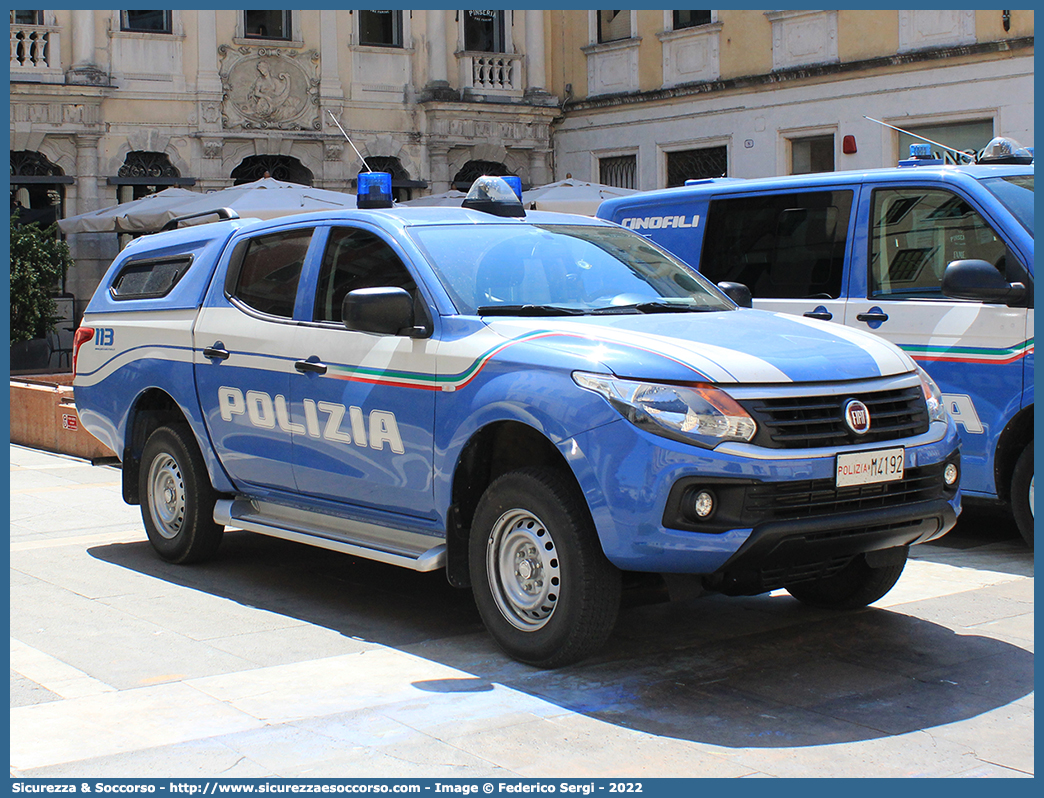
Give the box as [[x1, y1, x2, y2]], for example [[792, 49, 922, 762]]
[[458, 51, 523, 97], [10, 23, 63, 83]]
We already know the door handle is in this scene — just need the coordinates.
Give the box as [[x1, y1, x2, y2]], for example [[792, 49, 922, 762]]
[[856, 311, 889, 323], [803, 310, 833, 321], [295, 359, 328, 375], [202, 346, 230, 360]]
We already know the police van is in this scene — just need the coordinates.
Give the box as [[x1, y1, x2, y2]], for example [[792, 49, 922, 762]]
[[599, 141, 1034, 546], [73, 175, 962, 667]]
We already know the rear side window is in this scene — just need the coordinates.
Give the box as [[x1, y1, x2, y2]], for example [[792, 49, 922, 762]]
[[700, 190, 853, 299], [231, 228, 313, 318], [110, 256, 191, 300]]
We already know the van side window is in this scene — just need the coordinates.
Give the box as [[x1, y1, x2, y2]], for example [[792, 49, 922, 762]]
[[314, 227, 417, 322], [869, 188, 1009, 299], [232, 228, 313, 318], [700, 191, 852, 299]]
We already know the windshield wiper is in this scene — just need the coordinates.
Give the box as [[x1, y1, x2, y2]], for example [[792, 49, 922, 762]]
[[591, 301, 716, 315], [477, 304, 587, 317]]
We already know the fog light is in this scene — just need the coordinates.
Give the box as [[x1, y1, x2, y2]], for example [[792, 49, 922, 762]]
[[944, 463, 959, 486], [692, 489, 715, 519]]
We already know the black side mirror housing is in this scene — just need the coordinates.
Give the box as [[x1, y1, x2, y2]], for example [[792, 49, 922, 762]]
[[342, 287, 428, 337], [942, 259, 1028, 306], [717, 281, 753, 308]]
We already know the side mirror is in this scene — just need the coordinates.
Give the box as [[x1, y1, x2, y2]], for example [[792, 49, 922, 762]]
[[942, 259, 1027, 306], [717, 281, 753, 308], [342, 287, 428, 337]]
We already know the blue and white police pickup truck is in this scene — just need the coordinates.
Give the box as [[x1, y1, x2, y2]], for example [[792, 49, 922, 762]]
[[600, 141, 1033, 547], [73, 175, 961, 667]]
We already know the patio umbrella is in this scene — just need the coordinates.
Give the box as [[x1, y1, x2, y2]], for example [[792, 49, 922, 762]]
[[521, 178, 639, 216], [130, 178, 357, 231], [57, 187, 202, 234], [399, 189, 468, 207], [57, 179, 357, 235]]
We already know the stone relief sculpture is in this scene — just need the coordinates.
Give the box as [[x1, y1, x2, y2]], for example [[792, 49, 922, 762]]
[[219, 46, 320, 130]]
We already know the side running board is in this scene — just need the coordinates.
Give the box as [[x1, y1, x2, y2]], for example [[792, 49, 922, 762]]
[[213, 498, 446, 572]]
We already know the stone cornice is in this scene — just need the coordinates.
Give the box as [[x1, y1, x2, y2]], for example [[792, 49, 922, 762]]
[[565, 36, 1034, 113]]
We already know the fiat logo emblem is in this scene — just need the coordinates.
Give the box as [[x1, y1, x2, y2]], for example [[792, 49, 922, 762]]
[[844, 399, 871, 434]]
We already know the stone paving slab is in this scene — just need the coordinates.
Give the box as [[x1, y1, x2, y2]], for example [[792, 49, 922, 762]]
[[9, 445, 1035, 779]]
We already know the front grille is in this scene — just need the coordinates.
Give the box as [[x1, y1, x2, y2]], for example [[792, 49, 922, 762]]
[[744, 462, 946, 522], [740, 385, 929, 449]]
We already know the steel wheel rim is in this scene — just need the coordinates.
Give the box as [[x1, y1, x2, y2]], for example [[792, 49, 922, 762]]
[[147, 453, 186, 540], [486, 508, 561, 631], [1029, 474, 1034, 518]]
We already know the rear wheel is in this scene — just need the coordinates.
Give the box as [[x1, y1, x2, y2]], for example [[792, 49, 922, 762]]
[[139, 424, 224, 564], [785, 549, 907, 610], [469, 467, 621, 668], [1012, 442, 1033, 549]]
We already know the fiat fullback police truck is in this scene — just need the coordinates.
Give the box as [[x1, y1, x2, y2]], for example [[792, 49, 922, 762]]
[[600, 147, 1032, 547], [73, 176, 961, 667]]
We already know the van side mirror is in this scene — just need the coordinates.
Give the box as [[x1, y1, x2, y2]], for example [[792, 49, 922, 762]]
[[942, 259, 1027, 307], [717, 281, 753, 308], [342, 287, 429, 337]]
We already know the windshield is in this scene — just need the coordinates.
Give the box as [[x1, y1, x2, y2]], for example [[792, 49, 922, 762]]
[[979, 174, 1034, 236], [408, 224, 733, 316]]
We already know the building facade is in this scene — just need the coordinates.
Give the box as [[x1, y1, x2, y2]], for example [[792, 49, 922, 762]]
[[548, 9, 1034, 187], [8, 8, 1035, 321], [10, 9, 559, 305]]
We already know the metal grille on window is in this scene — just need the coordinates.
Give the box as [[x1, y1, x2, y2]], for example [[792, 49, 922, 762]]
[[666, 147, 727, 186], [10, 150, 66, 227], [452, 160, 515, 191], [231, 155, 313, 186], [118, 152, 181, 201], [599, 155, 637, 190]]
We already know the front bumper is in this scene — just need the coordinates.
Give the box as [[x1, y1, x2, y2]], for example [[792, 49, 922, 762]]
[[564, 417, 961, 577]]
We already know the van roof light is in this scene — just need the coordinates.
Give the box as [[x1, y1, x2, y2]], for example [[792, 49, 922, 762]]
[[977, 136, 1034, 165]]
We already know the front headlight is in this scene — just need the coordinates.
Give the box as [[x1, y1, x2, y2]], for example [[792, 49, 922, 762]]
[[573, 372, 756, 448], [914, 363, 947, 424]]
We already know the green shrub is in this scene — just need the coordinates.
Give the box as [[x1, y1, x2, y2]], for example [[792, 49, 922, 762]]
[[10, 214, 73, 344]]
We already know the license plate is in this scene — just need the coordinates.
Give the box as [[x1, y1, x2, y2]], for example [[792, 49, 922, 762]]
[[836, 447, 905, 487]]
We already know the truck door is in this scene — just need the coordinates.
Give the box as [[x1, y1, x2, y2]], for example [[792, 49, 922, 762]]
[[194, 226, 316, 493], [845, 185, 1030, 499], [699, 188, 855, 324], [288, 225, 437, 519]]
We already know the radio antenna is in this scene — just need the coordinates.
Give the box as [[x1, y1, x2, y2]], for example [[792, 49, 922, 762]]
[[863, 116, 974, 163], [327, 110, 372, 172]]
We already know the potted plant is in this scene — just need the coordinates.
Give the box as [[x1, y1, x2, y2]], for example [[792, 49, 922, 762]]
[[10, 213, 74, 372]]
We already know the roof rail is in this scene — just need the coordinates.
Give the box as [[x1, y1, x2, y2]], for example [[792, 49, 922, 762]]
[[160, 207, 240, 232]]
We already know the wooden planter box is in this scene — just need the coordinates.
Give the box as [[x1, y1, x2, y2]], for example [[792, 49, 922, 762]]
[[10, 374, 116, 462]]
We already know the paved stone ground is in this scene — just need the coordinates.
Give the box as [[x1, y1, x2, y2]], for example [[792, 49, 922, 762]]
[[10, 444, 1034, 778]]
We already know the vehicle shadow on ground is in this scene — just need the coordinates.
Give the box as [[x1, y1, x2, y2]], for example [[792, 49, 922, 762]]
[[89, 529, 1033, 750]]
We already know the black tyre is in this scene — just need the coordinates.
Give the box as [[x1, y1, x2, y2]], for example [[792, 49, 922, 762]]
[[469, 467, 621, 668], [139, 424, 224, 564], [785, 549, 907, 610], [1012, 441, 1033, 549]]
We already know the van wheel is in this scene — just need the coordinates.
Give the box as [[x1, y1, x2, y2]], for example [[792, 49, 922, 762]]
[[139, 424, 224, 564], [469, 467, 621, 668], [1012, 442, 1033, 549], [785, 550, 907, 610]]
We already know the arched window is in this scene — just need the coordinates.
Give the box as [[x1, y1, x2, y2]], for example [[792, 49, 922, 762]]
[[115, 151, 185, 201], [452, 160, 516, 192], [231, 155, 313, 186], [10, 150, 70, 227]]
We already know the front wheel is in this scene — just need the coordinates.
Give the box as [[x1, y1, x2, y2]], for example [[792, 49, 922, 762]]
[[1012, 442, 1033, 549], [469, 467, 621, 668], [139, 424, 224, 564], [785, 549, 907, 610]]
